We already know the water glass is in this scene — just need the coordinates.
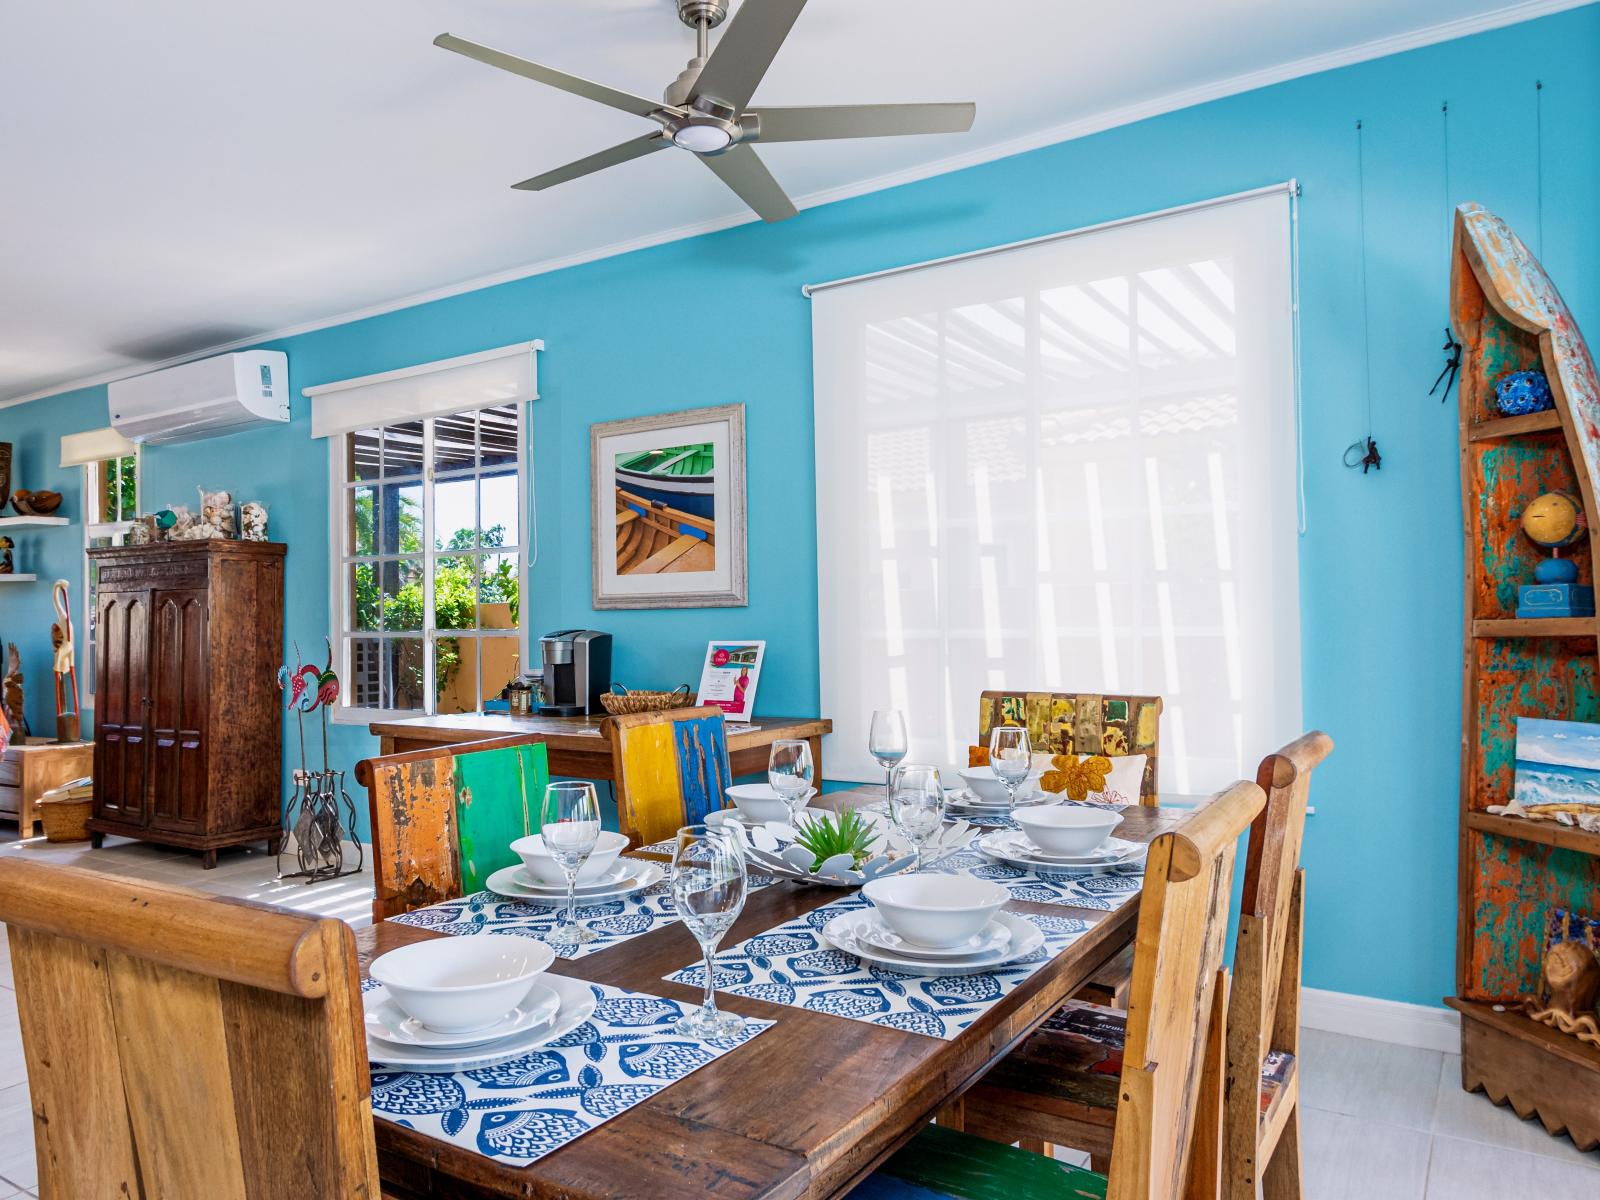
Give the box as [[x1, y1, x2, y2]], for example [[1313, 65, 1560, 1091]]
[[540, 781, 601, 951], [889, 763, 946, 867], [988, 725, 1032, 812], [671, 823, 750, 1040], [767, 739, 815, 824], [868, 709, 909, 806]]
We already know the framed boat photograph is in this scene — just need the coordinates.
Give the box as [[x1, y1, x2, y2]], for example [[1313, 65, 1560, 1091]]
[[591, 403, 747, 609]]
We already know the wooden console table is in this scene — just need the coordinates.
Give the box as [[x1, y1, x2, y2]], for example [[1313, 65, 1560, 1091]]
[[0, 741, 93, 836]]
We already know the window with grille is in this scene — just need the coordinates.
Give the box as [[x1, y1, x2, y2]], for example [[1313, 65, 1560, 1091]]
[[83, 451, 140, 703]]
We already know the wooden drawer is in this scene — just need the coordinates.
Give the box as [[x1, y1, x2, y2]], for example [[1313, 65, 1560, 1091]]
[[0, 758, 18, 788], [0, 784, 19, 817]]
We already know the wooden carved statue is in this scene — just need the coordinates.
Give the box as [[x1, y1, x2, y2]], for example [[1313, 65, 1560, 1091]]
[[1526, 939, 1600, 1048], [1, 643, 23, 735]]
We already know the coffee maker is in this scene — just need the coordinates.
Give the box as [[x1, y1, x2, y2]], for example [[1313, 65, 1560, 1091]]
[[538, 630, 612, 716]]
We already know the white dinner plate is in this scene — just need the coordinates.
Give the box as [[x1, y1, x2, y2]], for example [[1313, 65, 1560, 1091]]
[[977, 830, 1146, 874], [366, 973, 597, 1073], [486, 859, 664, 904], [946, 787, 1049, 811], [514, 860, 631, 892], [821, 909, 1044, 977], [855, 913, 1013, 960], [365, 980, 560, 1049]]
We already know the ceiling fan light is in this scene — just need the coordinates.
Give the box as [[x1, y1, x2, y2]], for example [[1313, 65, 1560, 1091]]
[[673, 123, 734, 153]]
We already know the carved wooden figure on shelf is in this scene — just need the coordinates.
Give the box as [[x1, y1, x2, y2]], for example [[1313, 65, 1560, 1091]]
[[1525, 912, 1600, 1049]]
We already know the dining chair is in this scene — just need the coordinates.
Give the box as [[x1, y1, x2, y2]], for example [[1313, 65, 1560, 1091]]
[[356, 733, 551, 920], [957, 732, 1330, 1186], [0, 859, 384, 1199], [857, 777, 1266, 1200], [976, 690, 1163, 803], [602, 705, 732, 848]]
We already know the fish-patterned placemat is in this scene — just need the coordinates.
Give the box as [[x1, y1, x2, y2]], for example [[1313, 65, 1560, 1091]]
[[923, 847, 1144, 911], [663, 894, 1090, 1040], [370, 980, 772, 1165]]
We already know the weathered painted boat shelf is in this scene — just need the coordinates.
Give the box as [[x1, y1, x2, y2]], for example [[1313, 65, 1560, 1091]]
[[1450, 202, 1600, 1152]]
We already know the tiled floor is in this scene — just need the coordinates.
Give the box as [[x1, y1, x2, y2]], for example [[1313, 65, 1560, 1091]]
[[0, 833, 1593, 1198]]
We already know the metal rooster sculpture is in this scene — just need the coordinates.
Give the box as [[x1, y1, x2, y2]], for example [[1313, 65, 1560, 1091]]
[[276, 639, 363, 883]]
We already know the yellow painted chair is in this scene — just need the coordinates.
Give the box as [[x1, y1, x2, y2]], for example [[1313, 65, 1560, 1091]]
[[603, 706, 733, 848]]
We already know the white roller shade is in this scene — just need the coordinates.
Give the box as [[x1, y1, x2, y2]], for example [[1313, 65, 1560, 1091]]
[[60, 426, 137, 467], [306, 341, 542, 439]]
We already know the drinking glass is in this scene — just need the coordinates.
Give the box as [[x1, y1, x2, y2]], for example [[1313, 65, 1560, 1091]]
[[539, 781, 601, 951], [767, 739, 815, 825], [868, 709, 909, 806], [988, 725, 1032, 813], [889, 763, 946, 868], [671, 823, 750, 1039]]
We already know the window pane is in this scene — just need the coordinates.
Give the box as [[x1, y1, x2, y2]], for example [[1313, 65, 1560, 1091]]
[[479, 636, 521, 708], [479, 403, 519, 470], [479, 552, 518, 629], [481, 469, 518, 547], [116, 455, 138, 521], [382, 421, 425, 478], [348, 429, 381, 483], [351, 486, 377, 557], [379, 558, 424, 631], [350, 563, 380, 631], [435, 555, 477, 630], [434, 476, 477, 551], [350, 638, 384, 708], [434, 411, 477, 474], [435, 636, 475, 715], [384, 639, 427, 711], [377, 479, 423, 555]]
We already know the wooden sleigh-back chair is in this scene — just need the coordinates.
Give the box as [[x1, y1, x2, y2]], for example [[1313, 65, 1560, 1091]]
[[602, 706, 733, 849], [858, 777, 1266, 1200], [0, 860, 384, 1199], [356, 733, 551, 920]]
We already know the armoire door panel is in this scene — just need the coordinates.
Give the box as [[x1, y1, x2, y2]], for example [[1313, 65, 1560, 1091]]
[[93, 591, 150, 826], [148, 589, 209, 831]]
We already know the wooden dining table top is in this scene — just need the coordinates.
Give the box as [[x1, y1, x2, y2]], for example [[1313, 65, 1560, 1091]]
[[358, 788, 1187, 1200]]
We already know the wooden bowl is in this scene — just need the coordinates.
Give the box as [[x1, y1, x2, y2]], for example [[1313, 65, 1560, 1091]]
[[10, 489, 62, 515]]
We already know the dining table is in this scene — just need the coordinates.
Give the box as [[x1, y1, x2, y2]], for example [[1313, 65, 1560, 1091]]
[[359, 786, 1188, 1200]]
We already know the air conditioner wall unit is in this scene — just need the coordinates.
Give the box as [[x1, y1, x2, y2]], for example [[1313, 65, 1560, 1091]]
[[109, 350, 290, 444]]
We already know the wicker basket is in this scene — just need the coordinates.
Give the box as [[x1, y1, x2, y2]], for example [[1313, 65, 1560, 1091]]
[[40, 796, 93, 843], [599, 685, 696, 716]]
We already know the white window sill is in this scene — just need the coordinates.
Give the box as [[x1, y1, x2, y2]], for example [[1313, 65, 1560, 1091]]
[[329, 706, 424, 726]]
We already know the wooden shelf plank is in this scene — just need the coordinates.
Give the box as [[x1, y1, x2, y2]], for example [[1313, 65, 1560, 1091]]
[[1467, 410, 1564, 441], [1466, 809, 1600, 857], [1446, 997, 1600, 1074], [0, 574, 38, 583], [1473, 617, 1599, 639]]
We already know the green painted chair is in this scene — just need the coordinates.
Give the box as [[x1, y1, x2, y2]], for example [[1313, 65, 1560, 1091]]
[[861, 779, 1266, 1200], [356, 734, 551, 920]]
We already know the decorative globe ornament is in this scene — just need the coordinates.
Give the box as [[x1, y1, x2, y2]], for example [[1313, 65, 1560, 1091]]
[[1517, 490, 1595, 618], [1496, 369, 1555, 416]]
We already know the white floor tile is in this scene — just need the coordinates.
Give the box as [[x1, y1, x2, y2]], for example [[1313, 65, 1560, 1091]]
[[1425, 1133, 1600, 1198], [0, 1084, 35, 1191], [1301, 1107, 1431, 1200], [1432, 1054, 1600, 1171], [1298, 1028, 1444, 1132]]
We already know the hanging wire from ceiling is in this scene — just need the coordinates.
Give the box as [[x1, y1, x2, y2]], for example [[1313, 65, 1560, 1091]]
[[1534, 79, 1545, 256], [1345, 118, 1381, 473], [1431, 99, 1462, 404]]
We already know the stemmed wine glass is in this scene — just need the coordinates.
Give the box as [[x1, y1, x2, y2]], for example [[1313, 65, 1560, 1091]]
[[768, 739, 815, 826], [671, 823, 750, 1040], [889, 763, 946, 869], [540, 781, 601, 951], [988, 725, 1032, 814], [868, 709, 909, 807]]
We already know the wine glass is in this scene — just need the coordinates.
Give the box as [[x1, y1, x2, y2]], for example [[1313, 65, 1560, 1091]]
[[889, 763, 946, 868], [671, 823, 750, 1040], [868, 709, 909, 807], [767, 739, 815, 826], [539, 781, 601, 951], [988, 725, 1032, 813]]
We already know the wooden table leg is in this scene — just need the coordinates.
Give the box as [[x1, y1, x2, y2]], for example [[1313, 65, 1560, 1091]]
[[808, 735, 825, 784]]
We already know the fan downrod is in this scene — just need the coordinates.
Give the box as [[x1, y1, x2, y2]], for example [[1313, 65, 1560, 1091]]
[[676, 1, 728, 30]]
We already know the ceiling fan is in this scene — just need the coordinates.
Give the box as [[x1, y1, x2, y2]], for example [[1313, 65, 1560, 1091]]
[[434, 0, 976, 223]]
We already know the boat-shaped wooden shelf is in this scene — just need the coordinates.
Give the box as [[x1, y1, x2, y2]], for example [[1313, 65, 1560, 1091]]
[[0, 574, 39, 583], [0, 515, 69, 527]]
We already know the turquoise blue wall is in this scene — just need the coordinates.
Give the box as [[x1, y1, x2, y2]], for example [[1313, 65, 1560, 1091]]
[[3, 7, 1597, 1005]]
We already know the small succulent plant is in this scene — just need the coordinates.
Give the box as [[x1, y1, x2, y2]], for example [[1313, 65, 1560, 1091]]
[[792, 808, 875, 870]]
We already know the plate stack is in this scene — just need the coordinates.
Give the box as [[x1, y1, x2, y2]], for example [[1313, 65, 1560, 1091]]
[[824, 875, 1042, 977], [486, 858, 664, 903]]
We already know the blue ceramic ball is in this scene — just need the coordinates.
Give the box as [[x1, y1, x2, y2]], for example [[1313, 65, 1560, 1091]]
[[1496, 370, 1555, 416]]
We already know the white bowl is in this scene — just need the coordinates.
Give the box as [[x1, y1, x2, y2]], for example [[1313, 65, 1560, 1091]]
[[958, 764, 1043, 805], [511, 829, 627, 886], [727, 783, 816, 823], [369, 936, 554, 1034], [1012, 805, 1121, 855], [861, 874, 1010, 950]]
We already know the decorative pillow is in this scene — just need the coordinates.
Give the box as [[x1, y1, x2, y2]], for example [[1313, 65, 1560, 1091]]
[[1039, 753, 1146, 808]]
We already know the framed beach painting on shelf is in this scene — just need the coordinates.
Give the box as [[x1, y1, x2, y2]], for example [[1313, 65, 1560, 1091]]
[[1512, 716, 1600, 817], [591, 404, 747, 609]]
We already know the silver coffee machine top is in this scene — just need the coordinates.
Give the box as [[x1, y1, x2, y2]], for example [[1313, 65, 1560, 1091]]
[[538, 630, 612, 716]]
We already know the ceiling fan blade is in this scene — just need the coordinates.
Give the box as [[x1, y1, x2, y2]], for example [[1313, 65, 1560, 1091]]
[[700, 144, 798, 222], [689, 0, 808, 113], [434, 33, 666, 119], [512, 131, 670, 191], [753, 102, 976, 142]]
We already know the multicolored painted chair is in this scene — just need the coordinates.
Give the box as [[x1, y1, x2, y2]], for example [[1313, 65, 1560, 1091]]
[[858, 778, 1266, 1200], [603, 706, 732, 849], [958, 733, 1330, 1193], [977, 690, 1162, 803], [356, 733, 551, 920]]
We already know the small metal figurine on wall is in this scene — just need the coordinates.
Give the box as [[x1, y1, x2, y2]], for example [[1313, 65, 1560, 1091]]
[[277, 639, 364, 883]]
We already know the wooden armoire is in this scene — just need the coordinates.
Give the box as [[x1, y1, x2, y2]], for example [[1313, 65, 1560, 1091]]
[[88, 540, 286, 867]]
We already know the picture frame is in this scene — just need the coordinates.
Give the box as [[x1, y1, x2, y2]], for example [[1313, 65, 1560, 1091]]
[[696, 640, 765, 721], [591, 404, 747, 609]]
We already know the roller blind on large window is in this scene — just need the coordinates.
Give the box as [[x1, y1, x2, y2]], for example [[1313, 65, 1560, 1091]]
[[811, 189, 1300, 792]]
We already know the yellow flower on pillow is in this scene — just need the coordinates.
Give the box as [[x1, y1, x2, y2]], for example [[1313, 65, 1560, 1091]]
[[1040, 754, 1113, 801]]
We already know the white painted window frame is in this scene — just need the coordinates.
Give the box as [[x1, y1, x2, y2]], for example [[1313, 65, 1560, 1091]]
[[81, 449, 141, 710]]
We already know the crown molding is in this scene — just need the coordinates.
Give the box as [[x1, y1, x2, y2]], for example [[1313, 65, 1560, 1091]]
[[3, 0, 1586, 412]]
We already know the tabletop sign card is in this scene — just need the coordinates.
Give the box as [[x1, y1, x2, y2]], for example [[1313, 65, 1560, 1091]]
[[696, 640, 764, 720]]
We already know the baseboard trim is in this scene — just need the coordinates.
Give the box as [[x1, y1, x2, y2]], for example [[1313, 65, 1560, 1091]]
[[1301, 987, 1461, 1054]]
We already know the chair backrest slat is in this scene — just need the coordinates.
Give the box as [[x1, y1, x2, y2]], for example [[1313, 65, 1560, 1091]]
[[0, 862, 380, 1199], [605, 707, 732, 847], [1109, 779, 1265, 1200], [977, 690, 1162, 802]]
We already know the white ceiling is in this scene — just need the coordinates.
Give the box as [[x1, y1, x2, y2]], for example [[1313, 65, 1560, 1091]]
[[0, 0, 1570, 405]]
